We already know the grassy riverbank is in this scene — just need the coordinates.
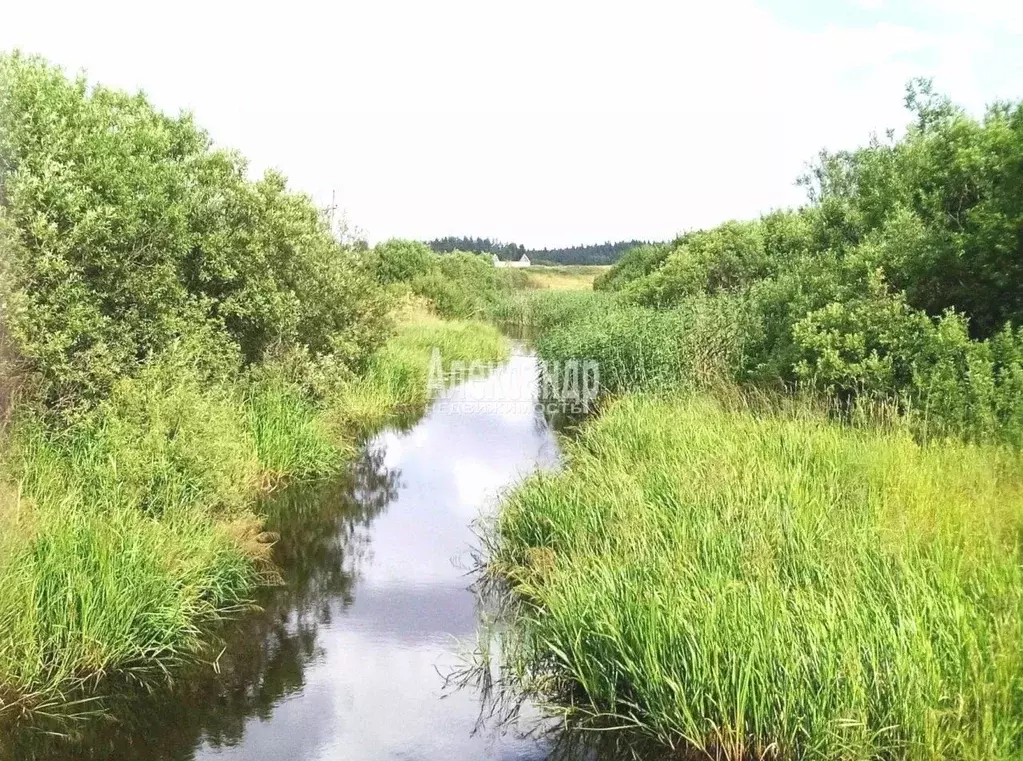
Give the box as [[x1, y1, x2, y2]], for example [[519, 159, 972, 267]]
[[0, 310, 506, 719], [492, 393, 1023, 759], [0, 53, 512, 718]]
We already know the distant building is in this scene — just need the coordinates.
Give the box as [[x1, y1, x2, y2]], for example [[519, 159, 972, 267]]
[[492, 253, 531, 268]]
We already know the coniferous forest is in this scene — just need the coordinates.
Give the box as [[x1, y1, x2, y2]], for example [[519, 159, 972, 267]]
[[428, 236, 651, 265]]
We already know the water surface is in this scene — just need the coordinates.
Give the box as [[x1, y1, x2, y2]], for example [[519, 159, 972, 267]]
[[4, 346, 564, 761]]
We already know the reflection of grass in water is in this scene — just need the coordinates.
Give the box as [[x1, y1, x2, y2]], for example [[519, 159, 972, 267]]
[[0, 313, 505, 730], [451, 569, 676, 761], [489, 393, 1023, 760], [3, 446, 401, 760], [328, 312, 509, 439]]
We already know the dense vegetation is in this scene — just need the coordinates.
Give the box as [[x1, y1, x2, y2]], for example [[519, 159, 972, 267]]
[[428, 236, 651, 265], [0, 54, 391, 418], [513, 81, 1023, 446], [5, 45, 1023, 760], [495, 394, 1023, 759], [0, 53, 508, 718], [370, 238, 505, 319], [489, 82, 1023, 759]]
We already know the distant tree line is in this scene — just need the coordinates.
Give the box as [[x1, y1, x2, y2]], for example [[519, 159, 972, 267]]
[[427, 237, 654, 265], [428, 237, 529, 260]]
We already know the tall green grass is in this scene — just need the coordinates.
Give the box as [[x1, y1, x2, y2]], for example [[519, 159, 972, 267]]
[[328, 312, 508, 436], [0, 422, 266, 718], [491, 393, 1023, 760], [491, 289, 749, 398], [488, 289, 613, 332], [246, 378, 344, 486], [0, 314, 508, 718]]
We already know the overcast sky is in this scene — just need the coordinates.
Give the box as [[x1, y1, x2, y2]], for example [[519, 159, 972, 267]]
[[2, 0, 1021, 247]]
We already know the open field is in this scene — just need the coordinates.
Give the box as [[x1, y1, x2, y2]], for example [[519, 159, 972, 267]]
[[501, 265, 610, 291]]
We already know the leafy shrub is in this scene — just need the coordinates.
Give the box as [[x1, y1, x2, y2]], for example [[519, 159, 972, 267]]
[[594, 243, 670, 292], [908, 319, 1023, 445], [366, 239, 504, 320], [370, 239, 436, 285], [588, 83, 1023, 445], [410, 251, 501, 318], [0, 53, 388, 415], [496, 268, 537, 291], [786, 269, 1023, 445], [0, 229, 22, 427], [790, 271, 935, 397]]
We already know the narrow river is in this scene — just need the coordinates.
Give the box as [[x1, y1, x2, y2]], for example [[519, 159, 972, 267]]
[[11, 343, 563, 761]]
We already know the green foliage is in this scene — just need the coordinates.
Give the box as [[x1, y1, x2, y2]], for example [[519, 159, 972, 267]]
[[0, 54, 516, 716], [0, 53, 388, 415], [0, 228, 20, 425], [494, 394, 1023, 758], [0, 485, 261, 708], [369, 239, 504, 320], [537, 296, 748, 396], [12, 356, 259, 522], [327, 314, 508, 437], [789, 270, 936, 397], [0, 367, 267, 708], [800, 82, 1023, 337], [487, 289, 614, 331], [0, 313, 509, 713], [246, 377, 343, 483], [593, 243, 670, 292], [411, 251, 501, 318], [589, 84, 1023, 445], [370, 238, 436, 285], [610, 211, 814, 308]]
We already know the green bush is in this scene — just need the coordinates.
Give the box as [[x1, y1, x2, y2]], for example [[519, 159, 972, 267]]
[[370, 238, 436, 285], [412, 251, 501, 318], [790, 270, 935, 398], [0, 53, 388, 415], [594, 243, 670, 292], [366, 240, 504, 320], [587, 83, 1023, 445], [802, 82, 1023, 337]]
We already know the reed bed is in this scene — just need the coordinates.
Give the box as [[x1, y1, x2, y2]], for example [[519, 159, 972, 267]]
[[492, 393, 1023, 760]]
